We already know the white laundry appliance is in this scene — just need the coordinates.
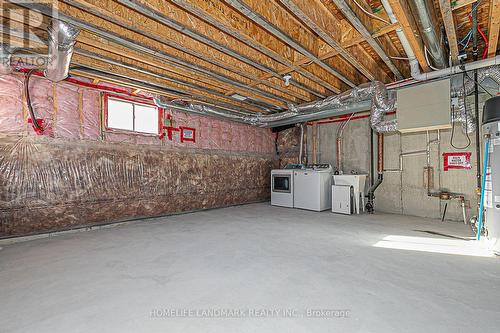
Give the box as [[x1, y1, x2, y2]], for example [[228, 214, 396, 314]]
[[293, 164, 333, 211], [271, 169, 295, 208], [332, 185, 354, 215], [333, 174, 367, 214]]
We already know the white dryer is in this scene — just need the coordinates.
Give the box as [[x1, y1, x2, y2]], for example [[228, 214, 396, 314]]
[[293, 164, 333, 211], [271, 169, 294, 208]]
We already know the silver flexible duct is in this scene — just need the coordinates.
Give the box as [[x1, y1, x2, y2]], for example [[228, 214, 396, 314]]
[[288, 81, 397, 133], [451, 66, 500, 97], [0, 44, 12, 75], [155, 81, 396, 131], [45, 20, 80, 82], [451, 65, 500, 133], [155, 65, 500, 132]]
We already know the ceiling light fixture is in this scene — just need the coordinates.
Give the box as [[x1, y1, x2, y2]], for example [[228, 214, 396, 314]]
[[283, 74, 292, 87], [230, 93, 248, 101]]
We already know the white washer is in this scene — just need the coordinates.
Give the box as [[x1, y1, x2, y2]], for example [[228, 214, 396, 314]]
[[293, 164, 332, 211], [271, 169, 294, 208]]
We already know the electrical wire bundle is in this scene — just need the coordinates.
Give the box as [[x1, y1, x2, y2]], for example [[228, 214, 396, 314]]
[[25, 68, 44, 133], [456, 0, 489, 59]]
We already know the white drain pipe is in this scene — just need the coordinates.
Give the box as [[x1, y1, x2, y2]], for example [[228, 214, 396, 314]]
[[380, 0, 417, 67]]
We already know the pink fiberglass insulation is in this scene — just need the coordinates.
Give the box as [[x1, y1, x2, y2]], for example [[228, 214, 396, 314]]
[[0, 75, 24, 134], [0, 73, 274, 154], [55, 83, 80, 139], [82, 90, 100, 140]]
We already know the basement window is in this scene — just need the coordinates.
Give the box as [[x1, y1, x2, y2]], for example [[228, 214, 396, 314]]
[[104, 94, 160, 135]]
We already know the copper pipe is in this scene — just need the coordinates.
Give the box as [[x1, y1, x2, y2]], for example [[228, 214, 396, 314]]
[[303, 125, 308, 164], [312, 122, 318, 164], [377, 133, 384, 173], [336, 137, 342, 171]]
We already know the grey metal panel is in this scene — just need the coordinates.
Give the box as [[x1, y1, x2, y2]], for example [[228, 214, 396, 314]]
[[397, 79, 451, 133]]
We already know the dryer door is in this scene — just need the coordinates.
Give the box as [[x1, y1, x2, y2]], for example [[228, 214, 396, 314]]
[[272, 174, 291, 193]]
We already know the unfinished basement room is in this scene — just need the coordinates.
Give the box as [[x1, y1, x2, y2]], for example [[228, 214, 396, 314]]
[[1, 0, 500, 332]]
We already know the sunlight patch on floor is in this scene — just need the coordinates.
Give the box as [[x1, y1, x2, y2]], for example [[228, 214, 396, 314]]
[[373, 235, 495, 257]]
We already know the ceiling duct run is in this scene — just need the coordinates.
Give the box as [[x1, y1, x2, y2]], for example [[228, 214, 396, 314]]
[[154, 81, 395, 130], [451, 66, 500, 133], [156, 64, 500, 133], [45, 20, 80, 82]]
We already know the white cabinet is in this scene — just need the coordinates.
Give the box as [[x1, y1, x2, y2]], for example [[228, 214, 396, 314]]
[[333, 174, 367, 214], [332, 185, 353, 215]]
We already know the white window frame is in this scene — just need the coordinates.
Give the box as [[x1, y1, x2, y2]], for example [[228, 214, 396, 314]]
[[105, 95, 160, 135]]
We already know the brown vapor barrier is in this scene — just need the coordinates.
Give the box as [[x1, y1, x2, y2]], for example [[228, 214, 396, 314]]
[[0, 74, 281, 237], [0, 136, 272, 236]]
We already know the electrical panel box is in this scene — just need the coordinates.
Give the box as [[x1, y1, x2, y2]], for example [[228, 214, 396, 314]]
[[396, 79, 451, 133]]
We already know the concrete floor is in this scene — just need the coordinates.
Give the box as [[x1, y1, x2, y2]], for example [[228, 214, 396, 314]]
[[1, 203, 500, 333]]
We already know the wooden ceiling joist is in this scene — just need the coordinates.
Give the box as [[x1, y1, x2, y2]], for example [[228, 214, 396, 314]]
[[17, 1, 301, 105], [3, 0, 498, 116], [61, 0, 310, 103], [164, 0, 341, 93], [114, 0, 320, 94], [438, 0, 460, 65], [223, 0, 357, 88], [4, 7, 293, 109], [1, 19, 274, 113], [5, 8, 293, 111], [488, 0, 500, 58], [330, 0, 403, 80], [277, 0, 384, 82]]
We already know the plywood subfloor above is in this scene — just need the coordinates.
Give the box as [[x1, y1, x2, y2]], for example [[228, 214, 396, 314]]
[[2, 0, 498, 114]]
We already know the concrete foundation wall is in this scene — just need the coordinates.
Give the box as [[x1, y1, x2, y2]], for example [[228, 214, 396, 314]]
[[309, 99, 485, 222]]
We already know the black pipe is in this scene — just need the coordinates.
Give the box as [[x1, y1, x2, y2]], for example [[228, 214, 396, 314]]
[[367, 174, 383, 214], [441, 202, 448, 222], [475, 69, 481, 190], [472, 4, 481, 190], [370, 128, 374, 187], [366, 133, 384, 213], [472, 4, 478, 61], [25, 68, 43, 131]]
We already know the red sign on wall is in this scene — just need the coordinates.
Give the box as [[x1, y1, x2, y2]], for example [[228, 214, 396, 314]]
[[179, 127, 196, 143], [443, 152, 472, 171]]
